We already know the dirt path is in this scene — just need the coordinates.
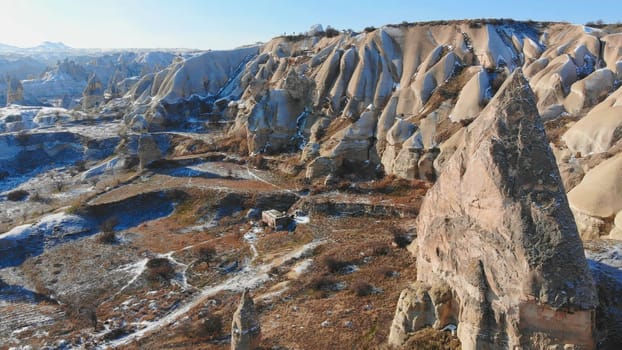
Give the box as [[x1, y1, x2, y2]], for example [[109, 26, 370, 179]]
[[104, 239, 324, 348]]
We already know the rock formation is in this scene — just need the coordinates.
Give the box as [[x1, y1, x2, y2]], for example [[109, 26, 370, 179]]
[[5, 77, 24, 105], [82, 74, 105, 110], [231, 289, 261, 350], [109, 21, 622, 195], [137, 133, 162, 170], [389, 70, 597, 349], [568, 153, 622, 239]]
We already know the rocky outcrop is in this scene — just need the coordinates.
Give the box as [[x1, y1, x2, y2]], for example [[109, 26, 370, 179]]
[[389, 71, 597, 349], [246, 69, 315, 153], [5, 77, 24, 105], [137, 134, 163, 170], [110, 21, 622, 185], [231, 290, 261, 350], [82, 74, 105, 109], [568, 153, 622, 239], [562, 87, 622, 156]]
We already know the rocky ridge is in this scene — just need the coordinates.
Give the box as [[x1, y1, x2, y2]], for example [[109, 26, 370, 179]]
[[112, 20, 622, 239], [1, 19, 622, 349]]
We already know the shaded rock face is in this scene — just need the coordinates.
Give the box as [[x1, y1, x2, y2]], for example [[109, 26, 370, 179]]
[[390, 71, 597, 349], [246, 69, 315, 154], [231, 290, 261, 350]]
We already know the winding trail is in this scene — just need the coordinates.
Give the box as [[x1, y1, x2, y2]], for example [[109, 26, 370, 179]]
[[105, 239, 323, 348]]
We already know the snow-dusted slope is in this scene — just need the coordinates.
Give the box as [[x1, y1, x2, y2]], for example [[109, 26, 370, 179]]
[[115, 20, 622, 240]]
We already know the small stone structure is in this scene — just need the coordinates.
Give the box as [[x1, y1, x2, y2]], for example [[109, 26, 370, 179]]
[[261, 209, 292, 230]]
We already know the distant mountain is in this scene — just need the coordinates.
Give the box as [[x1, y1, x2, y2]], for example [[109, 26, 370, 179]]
[[29, 41, 73, 52], [0, 42, 19, 52]]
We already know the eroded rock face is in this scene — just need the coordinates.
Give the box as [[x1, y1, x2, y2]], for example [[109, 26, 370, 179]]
[[231, 290, 261, 350], [391, 70, 597, 349], [82, 74, 105, 110], [568, 153, 622, 239]]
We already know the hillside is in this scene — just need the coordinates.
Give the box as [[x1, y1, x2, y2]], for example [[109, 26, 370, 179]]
[[1, 19, 622, 349]]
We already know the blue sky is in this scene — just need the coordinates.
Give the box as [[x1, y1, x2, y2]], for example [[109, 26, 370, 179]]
[[0, 0, 620, 49]]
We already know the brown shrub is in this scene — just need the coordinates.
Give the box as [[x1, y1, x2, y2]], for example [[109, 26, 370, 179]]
[[390, 227, 413, 248], [249, 154, 267, 170], [194, 245, 216, 264], [372, 243, 391, 256], [146, 258, 176, 282], [186, 315, 224, 339], [97, 217, 118, 244], [7, 189, 29, 201], [307, 275, 340, 291], [351, 281, 374, 296], [325, 27, 340, 37], [323, 256, 351, 273], [404, 327, 461, 349], [376, 266, 398, 279]]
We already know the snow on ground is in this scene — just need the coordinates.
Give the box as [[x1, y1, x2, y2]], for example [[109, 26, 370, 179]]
[[0, 213, 90, 241], [288, 258, 313, 279], [106, 239, 325, 348], [113, 259, 149, 297], [294, 214, 310, 224], [585, 240, 622, 284]]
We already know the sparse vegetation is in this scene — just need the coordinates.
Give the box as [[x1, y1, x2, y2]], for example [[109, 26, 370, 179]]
[[364, 26, 377, 33], [392, 228, 413, 248], [323, 256, 352, 273], [324, 27, 340, 37], [352, 280, 375, 296], [193, 245, 216, 265], [146, 258, 176, 283], [185, 315, 224, 339], [7, 189, 29, 201], [97, 217, 118, 244], [307, 275, 340, 291]]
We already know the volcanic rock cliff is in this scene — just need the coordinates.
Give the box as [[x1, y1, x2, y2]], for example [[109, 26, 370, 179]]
[[113, 21, 622, 239], [389, 70, 597, 349]]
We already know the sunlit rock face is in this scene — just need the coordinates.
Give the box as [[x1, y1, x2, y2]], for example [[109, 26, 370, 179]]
[[390, 71, 597, 349]]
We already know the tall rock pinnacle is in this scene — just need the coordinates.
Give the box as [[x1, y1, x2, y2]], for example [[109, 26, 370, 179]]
[[231, 289, 261, 350], [390, 70, 597, 349]]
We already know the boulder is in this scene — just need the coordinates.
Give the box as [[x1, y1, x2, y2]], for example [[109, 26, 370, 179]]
[[231, 290, 261, 350], [391, 70, 597, 349], [82, 74, 105, 110], [388, 282, 455, 346], [391, 131, 424, 180]]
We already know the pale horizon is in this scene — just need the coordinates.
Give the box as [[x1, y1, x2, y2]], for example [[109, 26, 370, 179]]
[[0, 0, 620, 50]]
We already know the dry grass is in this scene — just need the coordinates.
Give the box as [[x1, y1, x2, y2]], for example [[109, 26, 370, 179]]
[[403, 327, 461, 349]]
